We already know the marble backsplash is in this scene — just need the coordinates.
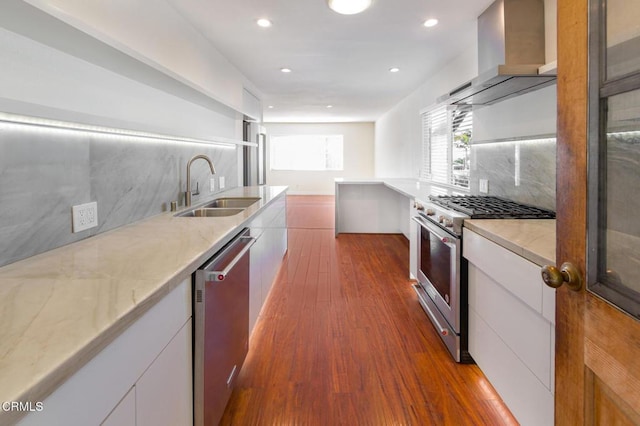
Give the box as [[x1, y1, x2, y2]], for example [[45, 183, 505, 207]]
[[605, 131, 640, 292], [0, 122, 239, 267], [469, 137, 556, 211]]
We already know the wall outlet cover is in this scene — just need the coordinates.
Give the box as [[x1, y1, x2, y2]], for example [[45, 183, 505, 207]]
[[479, 179, 489, 194], [219, 176, 225, 189], [72, 201, 98, 233], [209, 177, 216, 192]]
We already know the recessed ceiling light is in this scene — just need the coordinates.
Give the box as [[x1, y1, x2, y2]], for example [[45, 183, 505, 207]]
[[423, 18, 439, 27], [280, 68, 292, 73], [327, 0, 372, 15], [268, 105, 274, 109], [389, 67, 400, 73], [326, 105, 333, 109], [257, 18, 272, 28]]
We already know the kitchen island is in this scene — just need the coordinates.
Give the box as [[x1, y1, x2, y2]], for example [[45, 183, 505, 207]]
[[334, 178, 465, 236], [0, 185, 288, 425]]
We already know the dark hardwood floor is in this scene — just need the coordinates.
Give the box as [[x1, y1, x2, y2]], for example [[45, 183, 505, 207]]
[[221, 195, 517, 425]]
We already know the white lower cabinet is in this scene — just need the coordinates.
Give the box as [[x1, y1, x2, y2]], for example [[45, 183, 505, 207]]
[[19, 279, 192, 426], [335, 182, 409, 235], [248, 194, 288, 337], [463, 228, 555, 426], [101, 386, 135, 426], [135, 321, 192, 426]]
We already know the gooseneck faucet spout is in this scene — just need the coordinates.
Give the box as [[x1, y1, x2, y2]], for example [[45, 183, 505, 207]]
[[185, 154, 216, 207]]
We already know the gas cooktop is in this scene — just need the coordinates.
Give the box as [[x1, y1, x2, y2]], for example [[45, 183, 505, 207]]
[[428, 195, 556, 219]]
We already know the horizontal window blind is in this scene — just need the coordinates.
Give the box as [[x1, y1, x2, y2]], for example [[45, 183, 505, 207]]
[[451, 106, 472, 189], [420, 111, 431, 179], [420, 105, 472, 189]]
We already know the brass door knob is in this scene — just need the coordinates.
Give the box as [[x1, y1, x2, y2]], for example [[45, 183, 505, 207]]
[[541, 262, 583, 291]]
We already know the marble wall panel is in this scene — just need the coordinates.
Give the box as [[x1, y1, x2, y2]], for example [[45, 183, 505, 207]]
[[470, 138, 556, 211], [604, 132, 640, 291], [607, 133, 640, 237], [0, 124, 90, 265], [0, 123, 239, 267]]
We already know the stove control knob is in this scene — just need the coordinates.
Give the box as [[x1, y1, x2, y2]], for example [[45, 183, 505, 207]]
[[426, 209, 435, 216], [415, 203, 425, 211], [438, 215, 445, 223], [444, 219, 453, 228]]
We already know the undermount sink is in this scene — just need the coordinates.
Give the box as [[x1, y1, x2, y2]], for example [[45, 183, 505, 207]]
[[175, 197, 260, 218], [201, 197, 261, 208], [176, 208, 244, 217]]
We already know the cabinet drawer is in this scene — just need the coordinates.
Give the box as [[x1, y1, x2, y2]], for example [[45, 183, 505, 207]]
[[469, 264, 553, 389], [464, 228, 544, 314], [469, 308, 554, 426]]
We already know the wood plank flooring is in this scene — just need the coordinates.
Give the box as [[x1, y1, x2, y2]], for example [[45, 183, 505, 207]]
[[221, 195, 517, 425], [286, 195, 335, 229]]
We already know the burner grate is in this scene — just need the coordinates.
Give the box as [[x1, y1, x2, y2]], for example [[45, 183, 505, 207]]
[[428, 195, 555, 219]]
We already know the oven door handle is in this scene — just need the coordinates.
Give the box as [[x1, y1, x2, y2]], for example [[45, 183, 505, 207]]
[[412, 215, 440, 232], [412, 216, 459, 247], [411, 215, 429, 228]]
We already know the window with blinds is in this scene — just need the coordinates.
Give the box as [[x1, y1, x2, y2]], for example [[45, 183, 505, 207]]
[[421, 105, 472, 189]]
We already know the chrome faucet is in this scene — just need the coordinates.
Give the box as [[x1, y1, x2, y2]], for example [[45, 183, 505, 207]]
[[185, 154, 216, 207]]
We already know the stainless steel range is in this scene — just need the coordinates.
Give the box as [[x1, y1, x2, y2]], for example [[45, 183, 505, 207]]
[[412, 195, 555, 363]]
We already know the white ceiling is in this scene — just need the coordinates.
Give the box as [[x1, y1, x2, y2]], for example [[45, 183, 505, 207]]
[[166, 0, 495, 123]]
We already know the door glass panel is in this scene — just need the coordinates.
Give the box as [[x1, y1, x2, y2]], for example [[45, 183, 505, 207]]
[[593, 89, 640, 317], [606, 0, 640, 79]]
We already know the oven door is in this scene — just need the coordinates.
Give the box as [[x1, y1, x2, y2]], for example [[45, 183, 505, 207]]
[[412, 214, 461, 334]]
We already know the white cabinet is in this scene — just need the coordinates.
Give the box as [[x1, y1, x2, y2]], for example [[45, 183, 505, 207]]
[[335, 182, 409, 236], [101, 387, 135, 426], [463, 228, 555, 426], [136, 322, 193, 426], [248, 194, 288, 336], [19, 279, 192, 426], [1, 0, 250, 134]]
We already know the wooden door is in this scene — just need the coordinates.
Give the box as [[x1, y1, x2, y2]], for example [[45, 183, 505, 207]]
[[554, 0, 640, 424]]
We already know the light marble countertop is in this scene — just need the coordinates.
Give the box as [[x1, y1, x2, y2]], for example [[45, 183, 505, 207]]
[[335, 177, 467, 200], [0, 185, 288, 424], [463, 219, 556, 266]]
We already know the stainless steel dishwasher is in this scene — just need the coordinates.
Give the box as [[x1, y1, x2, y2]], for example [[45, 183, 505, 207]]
[[193, 228, 255, 426]]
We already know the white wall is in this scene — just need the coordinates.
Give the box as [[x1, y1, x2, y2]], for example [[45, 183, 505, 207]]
[[374, 44, 478, 178], [265, 122, 375, 195]]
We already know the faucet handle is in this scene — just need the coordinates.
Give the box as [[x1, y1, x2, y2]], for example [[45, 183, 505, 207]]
[[192, 181, 200, 196]]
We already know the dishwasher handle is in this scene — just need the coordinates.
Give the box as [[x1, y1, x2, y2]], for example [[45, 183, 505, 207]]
[[204, 236, 256, 282]]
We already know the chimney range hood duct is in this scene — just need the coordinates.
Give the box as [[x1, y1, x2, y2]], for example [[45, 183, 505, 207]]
[[437, 0, 556, 106]]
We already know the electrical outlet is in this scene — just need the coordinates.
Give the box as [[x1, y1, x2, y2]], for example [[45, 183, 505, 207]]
[[210, 177, 216, 192], [219, 176, 225, 189], [479, 179, 489, 194], [72, 201, 98, 233]]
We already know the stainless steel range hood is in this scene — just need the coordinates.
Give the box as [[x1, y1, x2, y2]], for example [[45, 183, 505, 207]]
[[437, 0, 556, 106]]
